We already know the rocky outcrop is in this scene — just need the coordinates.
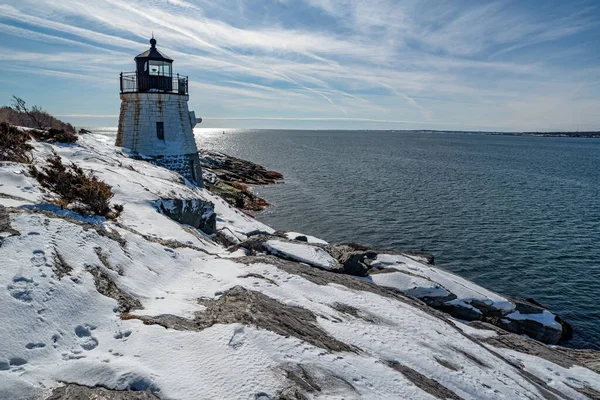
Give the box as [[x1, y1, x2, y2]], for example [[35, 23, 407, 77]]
[[157, 198, 216, 235], [326, 244, 377, 276], [472, 320, 599, 371], [199, 150, 283, 211], [129, 285, 354, 353], [382, 360, 462, 400], [497, 297, 572, 345], [86, 265, 142, 314], [46, 383, 159, 399], [235, 233, 571, 345], [236, 235, 343, 271], [199, 150, 283, 185]]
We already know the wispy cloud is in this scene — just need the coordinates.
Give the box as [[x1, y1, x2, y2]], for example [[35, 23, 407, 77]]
[[0, 0, 598, 130]]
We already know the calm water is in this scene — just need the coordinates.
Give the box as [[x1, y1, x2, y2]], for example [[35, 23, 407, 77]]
[[196, 129, 600, 349]]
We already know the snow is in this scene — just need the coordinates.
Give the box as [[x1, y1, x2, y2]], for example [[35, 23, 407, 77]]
[[265, 239, 339, 270], [489, 346, 600, 400], [505, 310, 562, 330], [372, 253, 516, 313], [368, 271, 451, 298], [0, 163, 42, 205], [449, 319, 498, 339], [283, 231, 329, 245], [0, 131, 598, 399]]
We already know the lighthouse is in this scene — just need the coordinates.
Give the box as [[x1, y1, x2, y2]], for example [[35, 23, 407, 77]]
[[116, 37, 202, 186]]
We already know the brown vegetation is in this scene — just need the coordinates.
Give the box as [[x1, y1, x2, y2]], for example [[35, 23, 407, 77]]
[[0, 122, 34, 163], [29, 153, 123, 219], [0, 96, 75, 133], [30, 128, 78, 144]]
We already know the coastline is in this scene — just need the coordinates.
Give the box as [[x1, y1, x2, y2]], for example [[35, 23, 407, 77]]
[[198, 150, 579, 346], [1, 129, 599, 398]]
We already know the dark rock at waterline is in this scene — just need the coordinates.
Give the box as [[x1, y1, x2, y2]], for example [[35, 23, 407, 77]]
[[199, 150, 283, 212], [326, 244, 377, 277], [236, 233, 573, 345], [199, 150, 283, 185], [496, 297, 572, 345], [156, 198, 216, 235]]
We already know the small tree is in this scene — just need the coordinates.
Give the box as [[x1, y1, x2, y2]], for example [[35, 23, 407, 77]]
[[11, 96, 50, 130], [9, 96, 75, 133], [29, 153, 123, 219]]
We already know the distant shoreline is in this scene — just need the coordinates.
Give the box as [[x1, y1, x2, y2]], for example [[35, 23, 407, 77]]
[[392, 130, 600, 138]]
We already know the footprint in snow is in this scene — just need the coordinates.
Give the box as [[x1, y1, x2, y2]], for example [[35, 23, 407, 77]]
[[75, 324, 99, 351], [0, 357, 28, 372], [7, 275, 35, 303], [25, 343, 46, 350], [113, 330, 132, 340], [31, 250, 48, 268]]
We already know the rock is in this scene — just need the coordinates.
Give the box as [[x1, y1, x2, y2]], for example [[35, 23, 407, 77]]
[[86, 265, 142, 314], [198, 150, 283, 185], [278, 363, 358, 399], [329, 245, 377, 277], [278, 231, 329, 245], [324, 246, 572, 345], [237, 235, 343, 272], [157, 198, 216, 235], [0, 205, 20, 239], [78, 128, 92, 134], [46, 383, 159, 399], [382, 360, 461, 400], [195, 286, 354, 352], [497, 297, 571, 344], [198, 150, 283, 211]]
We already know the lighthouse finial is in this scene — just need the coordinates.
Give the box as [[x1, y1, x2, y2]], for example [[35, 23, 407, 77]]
[[150, 32, 157, 48]]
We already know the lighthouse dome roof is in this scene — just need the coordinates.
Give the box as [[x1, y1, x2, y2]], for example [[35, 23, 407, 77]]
[[135, 37, 173, 62]]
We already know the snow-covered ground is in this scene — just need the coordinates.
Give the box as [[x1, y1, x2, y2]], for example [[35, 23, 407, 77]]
[[1, 132, 599, 399]]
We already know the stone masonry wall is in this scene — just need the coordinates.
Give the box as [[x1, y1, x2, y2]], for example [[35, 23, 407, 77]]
[[117, 92, 198, 157], [150, 153, 203, 187], [117, 92, 202, 185]]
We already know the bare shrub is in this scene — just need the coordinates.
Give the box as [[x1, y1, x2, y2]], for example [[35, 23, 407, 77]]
[[29, 153, 123, 219], [0, 96, 75, 133], [0, 122, 34, 163]]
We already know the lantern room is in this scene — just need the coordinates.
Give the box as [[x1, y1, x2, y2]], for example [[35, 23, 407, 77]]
[[120, 37, 188, 95]]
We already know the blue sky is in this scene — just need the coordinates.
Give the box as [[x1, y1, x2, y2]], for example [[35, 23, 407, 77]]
[[0, 0, 598, 131]]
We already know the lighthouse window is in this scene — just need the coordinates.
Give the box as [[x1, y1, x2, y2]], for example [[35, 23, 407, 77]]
[[149, 61, 172, 76], [156, 122, 164, 140]]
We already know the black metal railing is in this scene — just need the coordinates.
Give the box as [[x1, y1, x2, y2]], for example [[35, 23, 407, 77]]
[[120, 72, 188, 95]]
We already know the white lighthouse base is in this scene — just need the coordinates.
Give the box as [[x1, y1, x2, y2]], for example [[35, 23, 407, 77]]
[[116, 92, 202, 186]]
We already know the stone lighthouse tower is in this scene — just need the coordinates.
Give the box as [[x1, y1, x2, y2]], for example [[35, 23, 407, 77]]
[[116, 37, 202, 185]]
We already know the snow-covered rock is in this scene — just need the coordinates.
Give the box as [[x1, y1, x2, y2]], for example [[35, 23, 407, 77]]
[[0, 131, 598, 399], [282, 231, 329, 245], [264, 239, 340, 270], [366, 252, 568, 344]]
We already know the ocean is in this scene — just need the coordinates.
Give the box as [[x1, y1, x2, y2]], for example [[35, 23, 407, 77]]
[[195, 128, 600, 349], [93, 127, 599, 349]]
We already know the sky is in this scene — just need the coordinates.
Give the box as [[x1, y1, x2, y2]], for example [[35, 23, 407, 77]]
[[0, 0, 599, 131]]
